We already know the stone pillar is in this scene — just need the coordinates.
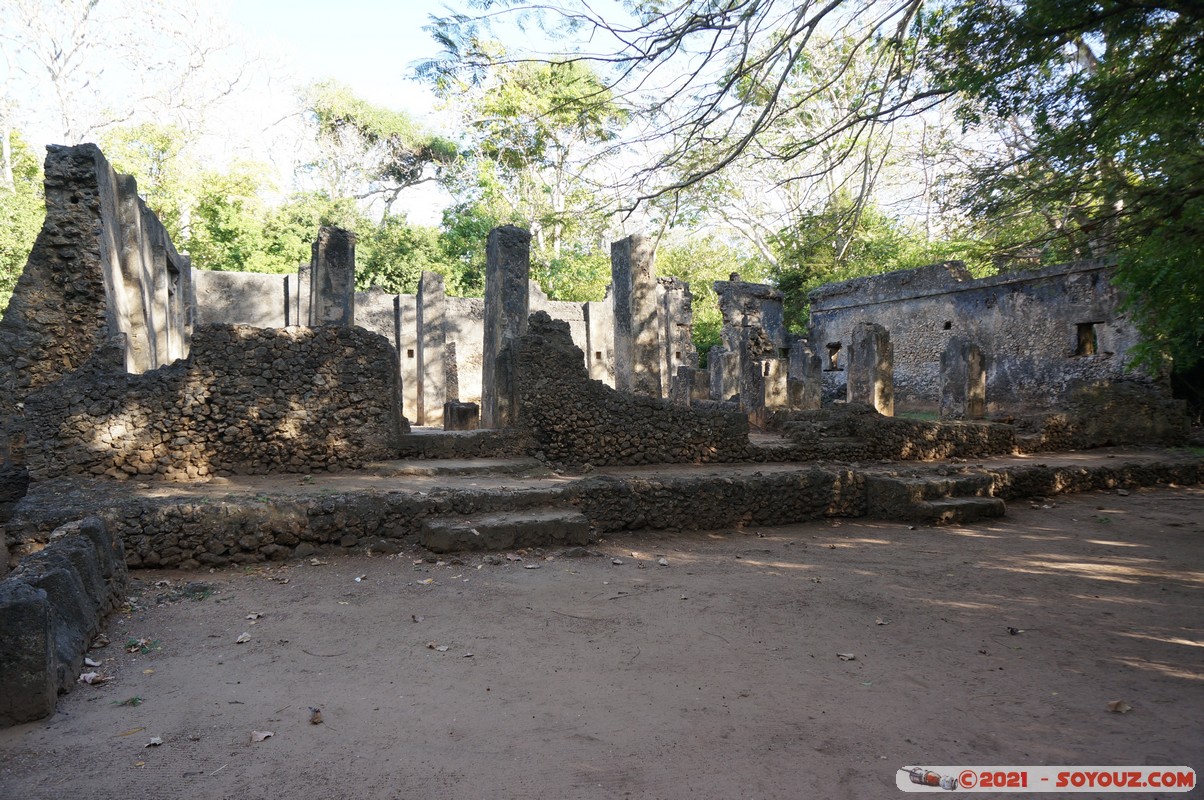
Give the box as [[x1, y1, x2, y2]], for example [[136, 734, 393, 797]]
[[399, 295, 419, 423], [738, 338, 768, 426], [443, 401, 479, 431], [310, 226, 356, 327], [709, 347, 740, 403], [292, 261, 312, 326], [610, 234, 662, 397], [940, 337, 987, 420], [788, 341, 823, 410], [417, 271, 447, 426], [847, 322, 894, 416], [584, 287, 615, 387], [658, 277, 697, 398], [482, 225, 531, 428], [669, 366, 695, 407], [762, 358, 789, 409]]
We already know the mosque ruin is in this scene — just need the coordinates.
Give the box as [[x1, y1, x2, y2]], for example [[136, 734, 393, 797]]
[[0, 143, 1197, 726]]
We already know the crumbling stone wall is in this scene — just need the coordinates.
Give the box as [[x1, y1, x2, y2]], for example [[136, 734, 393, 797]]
[[0, 517, 126, 727], [808, 260, 1150, 413], [1019, 380, 1189, 451], [507, 312, 749, 465], [0, 144, 193, 500], [23, 324, 406, 481], [774, 403, 1019, 461]]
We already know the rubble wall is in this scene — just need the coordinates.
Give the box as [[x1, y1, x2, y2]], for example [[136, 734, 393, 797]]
[[507, 312, 749, 465], [0, 145, 194, 469], [0, 517, 126, 727], [23, 324, 406, 481]]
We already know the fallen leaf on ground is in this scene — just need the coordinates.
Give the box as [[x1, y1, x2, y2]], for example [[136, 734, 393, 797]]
[[875, 618, 889, 626], [116, 727, 145, 737], [113, 696, 143, 707], [417, 578, 434, 586], [505, 554, 522, 562], [1107, 700, 1133, 714], [309, 558, 328, 566], [79, 672, 111, 685], [246, 612, 263, 620], [90, 633, 110, 649], [236, 632, 251, 644], [354, 575, 366, 582], [411, 614, 424, 623], [145, 737, 163, 747], [837, 653, 857, 661], [611, 558, 624, 565], [308, 707, 323, 725], [524, 564, 541, 570], [251, 731, 274, 742]]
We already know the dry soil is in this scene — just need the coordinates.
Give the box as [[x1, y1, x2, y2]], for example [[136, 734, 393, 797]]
[[1, 485, 1201, 800]]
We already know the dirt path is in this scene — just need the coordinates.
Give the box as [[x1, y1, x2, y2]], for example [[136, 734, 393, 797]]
[[2, 486, 1201, 799]]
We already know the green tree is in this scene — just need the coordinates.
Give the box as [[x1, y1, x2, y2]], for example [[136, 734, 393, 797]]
[[926, 0, 1204, 367], [657, 235, 772, 365], [357, 215, 456, 295], [0, 130, 42, 313], [302, 80, 458, 216], [258, 192, 369, 275], [185, 162, 276, 273], [101, 122, 194, 243]]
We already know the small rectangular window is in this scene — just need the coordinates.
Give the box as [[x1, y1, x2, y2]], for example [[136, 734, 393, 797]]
[[594, 351, 602, 361], [1075, 323, 1098, 356], [407, 349, 415, 359], [826, 343, 842, 371]]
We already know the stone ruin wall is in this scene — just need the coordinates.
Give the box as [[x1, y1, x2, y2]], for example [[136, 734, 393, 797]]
[[808, 260, 1148, 414], [506, 312, 750, 466], [0, 144, 194, 476], [23, 324, 406, 482], [0, 145, 407, 489], [195, 268, 590, 425]]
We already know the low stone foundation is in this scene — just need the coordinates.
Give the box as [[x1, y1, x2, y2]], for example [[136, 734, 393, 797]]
[[0, 517, 126, 727], [6, 454, 1200, 569]]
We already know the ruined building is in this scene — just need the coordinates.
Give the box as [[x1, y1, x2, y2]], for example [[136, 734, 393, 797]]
[[0, 143, 1186, 494]]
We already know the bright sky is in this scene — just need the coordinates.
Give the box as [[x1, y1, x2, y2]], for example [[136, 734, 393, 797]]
[[227, 0, 447, 122]]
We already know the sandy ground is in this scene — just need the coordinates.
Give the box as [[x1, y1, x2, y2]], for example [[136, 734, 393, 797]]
[[1, 485, 1201, 800]]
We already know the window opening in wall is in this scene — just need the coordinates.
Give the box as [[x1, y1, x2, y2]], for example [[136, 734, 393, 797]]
[[943, 321, 952, 330], [407, 349, 415, 359], [675, 350, 682, 361], [826, 342, 842, 371], [1075, 322, 1098, 356], [764, 362, 771, 376], [594, 351, 602, 361]]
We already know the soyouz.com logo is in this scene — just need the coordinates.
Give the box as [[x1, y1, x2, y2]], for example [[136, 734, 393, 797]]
[[898, 765, 1195, 792]]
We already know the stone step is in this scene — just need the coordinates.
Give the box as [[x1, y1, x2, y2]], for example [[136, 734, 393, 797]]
[[364, 458, 549, 478], [420, 507, 591, 553], [867, 474, 996, 508], [395, 428, 528, 460], [913, 496, 1006, 525]]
